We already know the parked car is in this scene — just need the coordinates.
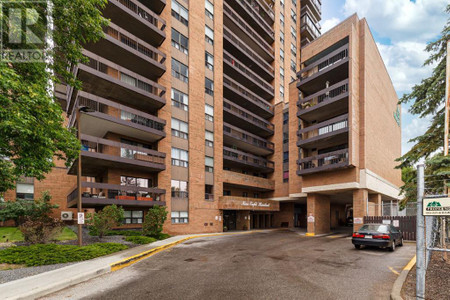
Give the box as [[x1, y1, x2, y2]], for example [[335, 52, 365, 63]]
[[352, 224, 403, 251]]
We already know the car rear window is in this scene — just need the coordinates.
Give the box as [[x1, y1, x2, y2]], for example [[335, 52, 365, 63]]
[[359, 224, 389, 233]]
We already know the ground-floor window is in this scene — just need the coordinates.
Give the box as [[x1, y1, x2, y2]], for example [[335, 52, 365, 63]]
[[171, 211, 188, 224], [123, 210, 144, 224]]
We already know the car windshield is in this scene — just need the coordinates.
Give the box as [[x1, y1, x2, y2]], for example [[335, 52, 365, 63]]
[[358, 224, 389, 233]]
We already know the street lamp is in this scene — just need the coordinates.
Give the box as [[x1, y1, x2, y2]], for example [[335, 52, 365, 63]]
[[76, 106, 95, 246]]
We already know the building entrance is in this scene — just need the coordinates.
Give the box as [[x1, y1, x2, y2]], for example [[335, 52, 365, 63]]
[[223, 210, 237, 231], [250, 212, 273, 229]]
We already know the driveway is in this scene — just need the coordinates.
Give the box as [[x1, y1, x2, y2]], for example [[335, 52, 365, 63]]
[[42, 230, 415, 300]]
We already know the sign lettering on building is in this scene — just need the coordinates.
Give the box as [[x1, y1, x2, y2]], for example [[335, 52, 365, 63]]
[[423, 197, 450, 216], [241, 201, 270, 208], [393, 106, 400, 126]]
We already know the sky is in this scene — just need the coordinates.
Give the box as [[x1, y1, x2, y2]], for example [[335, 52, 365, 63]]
[[319, 0, 448, 155]]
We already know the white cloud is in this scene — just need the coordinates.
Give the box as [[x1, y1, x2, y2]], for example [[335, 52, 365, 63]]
[[342, 0, 448, 43], [321, 17, 340, 33], [402, 113, 432, 155]]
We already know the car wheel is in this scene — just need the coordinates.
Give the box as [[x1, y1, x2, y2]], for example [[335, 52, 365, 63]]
[[399, 237, 403, 247], [354, 244, 361, 249], [389, 241, 396, 252]]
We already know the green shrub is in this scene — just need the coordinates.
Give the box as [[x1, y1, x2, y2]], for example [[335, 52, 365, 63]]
[[0, 243, 128, 266], [89, 229, 143, 237], [142, 206, 168, 238], [156, 233, 170, 240], [124, 236, 156, 244], [86, 205, 124, 238]]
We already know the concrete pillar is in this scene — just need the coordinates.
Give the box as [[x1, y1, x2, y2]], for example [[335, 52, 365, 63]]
[[306, 193, 330, 235], [353, 189, 369, 231]]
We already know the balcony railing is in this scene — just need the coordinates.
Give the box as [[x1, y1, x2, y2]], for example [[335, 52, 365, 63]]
[[223, 99, 274, 132], [67, 182, 166, 205], [223, 51, 274, 94], [223, 146, 274, 170], [223, 28, 274, 76], [299, 45, 349, 81], [69, 91, 166, 133], [236, 0, 274, 38], [80, 134, 166, 166], [104, 23, 166, 65], [298, 79, 349, 110], [223, 75, 273, 115], [223, 123, 274, 151], [80, 50, 166, 98], [223, 2, 274, 56], [300, 13, 321, 40], [298, 115, 348, 141], [298, 149, 349, 174], [112, 0, 166, 32]]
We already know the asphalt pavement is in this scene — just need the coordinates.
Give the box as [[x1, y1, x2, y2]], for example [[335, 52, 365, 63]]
[[41, 230, 415, 300]]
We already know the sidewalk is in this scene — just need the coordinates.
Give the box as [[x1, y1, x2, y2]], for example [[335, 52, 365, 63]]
[[0, 231, 255, 300]]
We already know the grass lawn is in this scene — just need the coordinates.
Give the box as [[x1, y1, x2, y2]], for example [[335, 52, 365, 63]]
[[0, 227, 77, 243]]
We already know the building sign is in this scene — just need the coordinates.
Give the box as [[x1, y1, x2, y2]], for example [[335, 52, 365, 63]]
[[393, 106, 400, 126], [354, 217, 363, 224], [382, 219, 391, 225], [241, 201, 271, 208], [307, 215, 315, 223], [218, 197, 279, 211], [423, 197, 450, 216], [393, 220, 399, 227], [77, 212, 85, 225]]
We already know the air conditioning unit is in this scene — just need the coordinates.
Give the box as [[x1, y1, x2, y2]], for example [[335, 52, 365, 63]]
[[61, 211, 73, 221]]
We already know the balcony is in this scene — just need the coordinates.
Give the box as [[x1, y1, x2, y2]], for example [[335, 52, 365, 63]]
[[68, 134, 166, 176], [297, 114, 349, 149], [297, 79, 349, 122], [139, 0, 166, 14], [297, 44, 349, 94], [69, 91, 165, 142], [223, 75, 273, 119], [227, 0, 274, 43], [223, 146, 274, 173], [69, 50, 165, 114], [300, 12, 321, 45], [301, 0, 321, 24], [223, 51, 274, 100], [67, 182, 166, 208], [223, 2, 274, 62], [223, 99, 274, 137], [223, 123, 274, 156], [223, 170, 274, 191], [104, 0, 166, 46], [297, 148, 349, 175], [84, 23, 166, 80], [223, 28, 274, 81]]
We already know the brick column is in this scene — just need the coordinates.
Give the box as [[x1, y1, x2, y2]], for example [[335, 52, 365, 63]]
[[306, 193, 330, 235], [353, 189, 369, 231], [369, 193, 382, 216]]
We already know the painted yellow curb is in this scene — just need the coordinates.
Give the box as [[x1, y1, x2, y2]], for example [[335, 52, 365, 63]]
[[305, 232, 315, 237], [110, 230, 260, 272], [403, 255, 416, 271]]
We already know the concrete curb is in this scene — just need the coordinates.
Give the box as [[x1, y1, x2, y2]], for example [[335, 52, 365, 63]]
[[1, 230, 260, 300], [390, 255, 416, 300]]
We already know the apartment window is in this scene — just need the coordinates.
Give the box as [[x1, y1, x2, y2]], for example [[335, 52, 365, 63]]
[[16, 182, 34, 200], [280, 0, 284, 8], [243, 192, 248, 197], [291, 8, 297, 23], [291, 26, 297, 41], [171, 179, 188, 198], [120, 176, 152, 188], [205, 156, 214, 172], [283, 112, 289, 124], [205, 185, 213, 200], [283, 151, 289, 163], [205, 78, 214, 96], [205, 130, 214, 147], [171, 147, 188, 167], [171, 211, 188, 224], [120, 73, 137, 86], [205, 26, 214, 45], [223, 190, 231, 196], [172, 59, 188, 83], [283, 133, 289, 144], [291, 0, 297, 7], [280, 48, 284, 62], [291, 43, 297, 56], [290, 59, 296, 72], [280, 67, 285, 81], [205, 0, 214, 19], [205, 52, 214, 70], [280, 13, 284, 27], [171, 0, 188, 26], [205, 104, 214, 121], [280, 85, 284, 99], [172, 0, 189, 26], [171, 118, 189, 139], [171, 29, 188, 54], [283, 171, 289, 183], [280, 31, 284, 44], [253, 193, 259, 198], [171, 88, 188, 111], [123, 210, 143, 224], [120, 138, 152, 159]]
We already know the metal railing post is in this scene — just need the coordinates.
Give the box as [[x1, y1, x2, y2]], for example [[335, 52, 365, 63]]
[[416, 164, 425, 299]]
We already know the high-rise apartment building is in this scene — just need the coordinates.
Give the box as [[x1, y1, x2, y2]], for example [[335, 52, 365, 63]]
[[2, 2, 402, 235]]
